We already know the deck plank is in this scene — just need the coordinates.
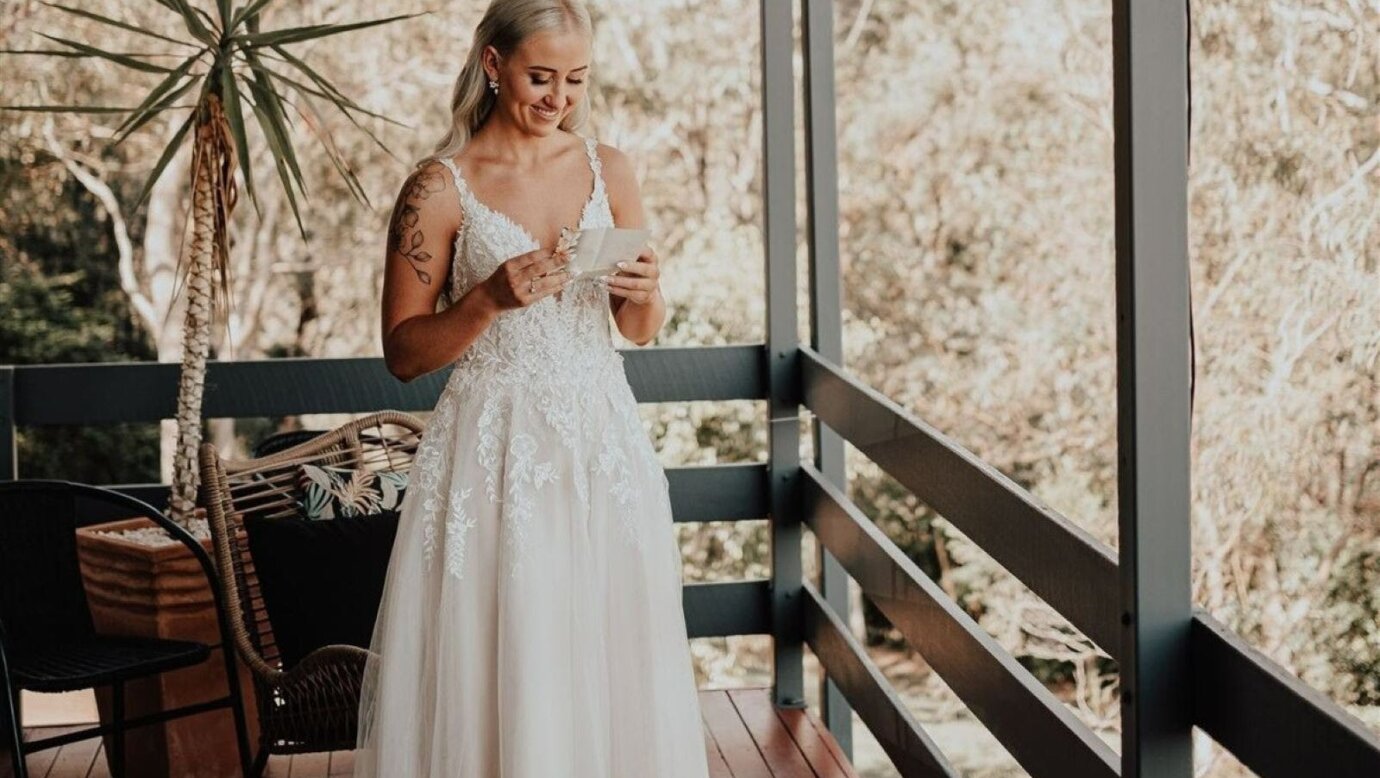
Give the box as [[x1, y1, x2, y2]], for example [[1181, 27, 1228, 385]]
[[327, 749, 356, 776], [23, 686, 860, 778], [289, 750, 332, 777], [42, 730, 98, 778], [700, 688, 774, 778], [726, 688, 818, 778], [776, 705, 859, 778]]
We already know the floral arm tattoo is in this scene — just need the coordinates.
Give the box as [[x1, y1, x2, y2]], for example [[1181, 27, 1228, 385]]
[[387, 164, 447, 285]]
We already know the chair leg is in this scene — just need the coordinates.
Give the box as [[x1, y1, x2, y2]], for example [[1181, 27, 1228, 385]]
[[109, 681, 125, 778], [218, 644, 253, 778], [250, 742, 269, 778], [3, 686, 25, 778]]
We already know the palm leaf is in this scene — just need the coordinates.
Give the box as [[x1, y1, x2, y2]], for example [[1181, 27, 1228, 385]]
[[230, 0, 275, 31], [242, 81, 306, 238], [0, 103, 193, 114], [291, 86, 370, 207], [39, 2, 197, 48], [241, 54, 307, 197], [110, 48, 207, 144], [35, 33, 174, 74], [154, 0, 219, 46], [235, 13, 424, 49], [241, 48, 309, 194], [263, 45, 407, 127], [219, 65, 260, 222], [131, 107, 197, 210], [0, 48, 189, 59], [258, 46, 405, 164]]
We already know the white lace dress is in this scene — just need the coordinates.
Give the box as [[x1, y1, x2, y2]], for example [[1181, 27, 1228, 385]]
[[353, 135, 710, 778]]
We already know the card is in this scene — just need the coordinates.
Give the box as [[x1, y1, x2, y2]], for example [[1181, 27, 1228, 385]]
[[563, 227, 650, 279]]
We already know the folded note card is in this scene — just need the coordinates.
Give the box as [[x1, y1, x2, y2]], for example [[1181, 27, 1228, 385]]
[[565, 227, 650, 279]]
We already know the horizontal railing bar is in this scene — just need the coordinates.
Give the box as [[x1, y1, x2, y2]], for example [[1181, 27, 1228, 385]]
[[10, 345, 768, 426], [104, 462, 769, 525], [799, 345, 1120, 658], [1192, 610, 1380, 777], [802, 463, 1120, 778], [666, 463, 769, 523], [802, 580, 959, 778], [684, 578, 771, 638]]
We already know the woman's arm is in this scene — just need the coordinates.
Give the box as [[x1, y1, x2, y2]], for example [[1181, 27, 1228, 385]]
[[381, 161, 574, 381], [381, 161, 499, 383], [601, 145, 666, 346]]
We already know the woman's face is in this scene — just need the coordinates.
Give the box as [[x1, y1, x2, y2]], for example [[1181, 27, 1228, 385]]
[[486, 28, 591, 136]]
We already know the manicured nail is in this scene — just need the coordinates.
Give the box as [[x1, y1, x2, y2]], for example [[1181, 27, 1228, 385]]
[[616, 261, 626, 269]]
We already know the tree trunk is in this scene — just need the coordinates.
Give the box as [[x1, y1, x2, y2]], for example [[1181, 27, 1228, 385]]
[[166, 119, 219, 526]]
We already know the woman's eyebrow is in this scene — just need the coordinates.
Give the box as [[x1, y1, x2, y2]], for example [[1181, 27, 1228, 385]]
[[528, 64, 590, 73]]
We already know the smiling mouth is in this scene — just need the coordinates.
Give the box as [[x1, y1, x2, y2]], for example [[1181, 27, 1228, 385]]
[[532, 104, 559, 120]]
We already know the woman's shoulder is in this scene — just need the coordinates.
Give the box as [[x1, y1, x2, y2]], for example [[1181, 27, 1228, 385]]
[[390, 158, 462, 230], [583, 136, 635, 188]]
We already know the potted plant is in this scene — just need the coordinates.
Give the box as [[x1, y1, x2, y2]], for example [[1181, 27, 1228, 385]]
[[4, 2, 416, 774]]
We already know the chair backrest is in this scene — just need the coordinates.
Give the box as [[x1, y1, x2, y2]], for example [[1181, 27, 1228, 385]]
[[250, 429, 326, 461], [0, 481, 98, 648], [199, 411, 425, 672]]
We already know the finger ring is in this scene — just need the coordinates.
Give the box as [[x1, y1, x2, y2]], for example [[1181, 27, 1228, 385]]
[[529, 278, 536, 293]]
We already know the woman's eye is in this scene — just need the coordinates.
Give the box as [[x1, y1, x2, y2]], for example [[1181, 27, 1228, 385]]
[[531, 78, 586, 85]]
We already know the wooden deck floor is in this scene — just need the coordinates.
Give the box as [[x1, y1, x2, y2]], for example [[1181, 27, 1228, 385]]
[[14, 685, 859, 777]]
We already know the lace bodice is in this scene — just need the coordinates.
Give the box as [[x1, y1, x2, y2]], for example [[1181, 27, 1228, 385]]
[[435, 135, 622, 398]]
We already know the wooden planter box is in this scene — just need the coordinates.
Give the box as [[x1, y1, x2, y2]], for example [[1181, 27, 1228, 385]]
[[74, 514, 259, 778]]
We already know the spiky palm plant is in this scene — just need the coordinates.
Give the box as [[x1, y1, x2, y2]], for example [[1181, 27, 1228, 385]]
[[4, 1, 420, 526]]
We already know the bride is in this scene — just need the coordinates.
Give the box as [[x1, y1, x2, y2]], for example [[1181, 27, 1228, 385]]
[[353, 1, 711, 776]]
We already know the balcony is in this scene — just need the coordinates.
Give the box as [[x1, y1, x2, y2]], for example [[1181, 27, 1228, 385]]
[[5, 1, 1380, 777]]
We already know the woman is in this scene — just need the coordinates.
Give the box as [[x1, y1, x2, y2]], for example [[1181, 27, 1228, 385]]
[[354, 1, 711, 776]]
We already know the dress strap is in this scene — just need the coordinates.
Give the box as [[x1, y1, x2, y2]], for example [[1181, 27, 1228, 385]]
[[583, 135, 606, 200], [436, 156, 471, 205]]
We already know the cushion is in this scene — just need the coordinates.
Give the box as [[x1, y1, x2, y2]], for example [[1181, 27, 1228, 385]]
[[242, 510, 399, 670], [296, 463, 408, 520]]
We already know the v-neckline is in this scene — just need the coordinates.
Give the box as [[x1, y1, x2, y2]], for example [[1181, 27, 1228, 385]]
[[468, 187, 599, 252], [452, 146, 600, 251]]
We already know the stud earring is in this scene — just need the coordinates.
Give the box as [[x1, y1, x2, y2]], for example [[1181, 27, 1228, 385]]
[[488, 79, 498, 94]]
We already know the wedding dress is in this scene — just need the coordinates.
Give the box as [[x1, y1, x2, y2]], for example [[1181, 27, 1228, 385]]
[[353, 135, 711, 777]]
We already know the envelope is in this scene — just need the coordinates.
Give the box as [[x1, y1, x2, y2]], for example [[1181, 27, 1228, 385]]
[[564, 227, 651, 279]]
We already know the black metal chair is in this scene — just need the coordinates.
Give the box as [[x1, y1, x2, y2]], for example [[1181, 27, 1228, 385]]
[[0, 480, 253, 778]]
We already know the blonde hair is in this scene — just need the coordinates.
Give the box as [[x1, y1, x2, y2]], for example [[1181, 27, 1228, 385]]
[[415, 0, 593, 169]]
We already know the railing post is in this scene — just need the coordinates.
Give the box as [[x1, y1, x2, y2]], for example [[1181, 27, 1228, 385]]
[[0, 366, 15, 480], [1113, 0, 1194, 775], [801, 0, 853, 756], [762, 0, 804, 709]]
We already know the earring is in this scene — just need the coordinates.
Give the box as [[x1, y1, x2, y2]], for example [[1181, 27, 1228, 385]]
[[488, 79, 498, 94]]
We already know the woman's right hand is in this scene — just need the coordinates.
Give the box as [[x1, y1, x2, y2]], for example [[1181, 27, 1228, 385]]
[[479, 246, 572, 311]]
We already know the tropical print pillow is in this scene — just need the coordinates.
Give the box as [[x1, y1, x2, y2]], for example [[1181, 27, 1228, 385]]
[[295, 463, 409, 520]]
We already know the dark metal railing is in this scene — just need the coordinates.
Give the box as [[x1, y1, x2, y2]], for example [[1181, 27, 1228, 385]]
[[0, 345, 775, 643], [794, 344, 1380, 778]]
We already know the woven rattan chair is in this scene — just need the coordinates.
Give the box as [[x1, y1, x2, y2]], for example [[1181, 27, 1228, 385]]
[[198, 411, 424, 775]]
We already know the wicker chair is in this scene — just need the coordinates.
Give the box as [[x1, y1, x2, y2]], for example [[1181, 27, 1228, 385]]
[[197, 411, 425, 775]]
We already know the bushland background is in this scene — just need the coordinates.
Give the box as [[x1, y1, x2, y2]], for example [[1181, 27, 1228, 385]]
[[3, 1, 1376, 775]]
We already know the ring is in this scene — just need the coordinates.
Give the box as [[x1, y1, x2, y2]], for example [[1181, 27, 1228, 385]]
[[529, 278, 536, 294]]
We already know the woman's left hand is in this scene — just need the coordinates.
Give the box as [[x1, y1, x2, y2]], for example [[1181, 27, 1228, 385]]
[[601, 244, 661, 305]]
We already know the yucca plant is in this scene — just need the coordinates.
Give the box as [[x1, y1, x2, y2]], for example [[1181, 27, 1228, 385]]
[[4, 1, 421, 527]]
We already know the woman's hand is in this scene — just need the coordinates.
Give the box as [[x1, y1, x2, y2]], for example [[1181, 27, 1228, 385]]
[[601, 243, 661, 306], [480, 246, 572, 311]]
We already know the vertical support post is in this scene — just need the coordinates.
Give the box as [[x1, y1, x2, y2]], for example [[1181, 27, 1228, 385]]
[[801, 0, 852, 755], [762, 0, 804, 708], [1113, 1, 1193, 775], [0, 367, 15, 480]]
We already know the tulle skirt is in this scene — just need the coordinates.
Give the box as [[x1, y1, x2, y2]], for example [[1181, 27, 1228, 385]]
[[352, 369, 710, 777]]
